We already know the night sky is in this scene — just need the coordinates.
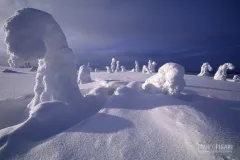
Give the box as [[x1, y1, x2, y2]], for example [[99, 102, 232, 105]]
[[0, 0, 239, 72]]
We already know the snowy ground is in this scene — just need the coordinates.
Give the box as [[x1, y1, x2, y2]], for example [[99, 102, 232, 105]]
[[0, 66, 240, 160]]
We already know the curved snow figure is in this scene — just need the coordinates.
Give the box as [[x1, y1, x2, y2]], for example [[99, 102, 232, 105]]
[[115, 61, 120, 72], [142, 65, 150, 74], [214, 63, 235, 81], [111, 58, 116, 73], [142, 63, 185, 96], [121, 66, 126, 72], [150, 61, 157, 73], [4, 8, 83, 109], [78, 65, 92, 84], [233, 75, 240, 82], [135, 61, 140, 72], [198, 62, 212, 76]]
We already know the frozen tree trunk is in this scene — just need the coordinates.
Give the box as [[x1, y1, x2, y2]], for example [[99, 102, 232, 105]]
[[198, 62, 212, 76], [135, 61, 140, 72], [214, 63, 235, 81], [111, 58, 116, 73], [115, 61, 121, 72], [121, 66, 126, 72], [142, 65, 150, 74]]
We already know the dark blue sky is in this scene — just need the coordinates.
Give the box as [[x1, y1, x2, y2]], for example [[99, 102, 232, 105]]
[[0, 0, 239, 71]]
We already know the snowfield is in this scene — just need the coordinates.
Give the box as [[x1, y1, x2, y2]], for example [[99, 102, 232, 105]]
[[0, 67, 240, 160]]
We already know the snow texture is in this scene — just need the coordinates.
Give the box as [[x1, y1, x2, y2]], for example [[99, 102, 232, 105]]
[[214, 63, 235, 81], [135, 61, 140, 72], [142, 62, 185, 96], [233, 75, 240, 82], [111, 58, 116, 73], [115, 61, 121, 72], [198, 62, 212, 76], [121, 66, 126, 72], [142, 65, 150, 74], [78, 65, 92, 84]]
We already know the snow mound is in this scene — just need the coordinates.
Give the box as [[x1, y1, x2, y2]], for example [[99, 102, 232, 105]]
[[142, 62, 185, 96], [198, 62, 212, 76], [78, 65, 92, 84], [214, 63, 235, 81], [233, 75, 240, 82]]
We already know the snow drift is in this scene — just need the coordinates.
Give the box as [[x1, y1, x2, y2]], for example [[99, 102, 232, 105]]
[[142, 62, 185, 96]]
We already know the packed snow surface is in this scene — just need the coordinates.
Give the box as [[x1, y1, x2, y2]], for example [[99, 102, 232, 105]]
[[0, 68, 240, 160]]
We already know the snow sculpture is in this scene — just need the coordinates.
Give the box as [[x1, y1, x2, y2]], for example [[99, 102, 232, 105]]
[[111, 58, 116, 73], [150, 61, 157, 72], [135, 61, 140, 72], [142, 65, 150, 74], [106, 66, 112, 73], [95, 68, 99, 72], [78, 65, 92, 84], [148, 60, 152, 71], [4, 8, 84, 109], [121, 66, 126, 72], [233, 75, 240, 82], [115, 61, 121, 72], [214, 63, 235, 81], [198, 62, 212, 76], [142, 62, 185, 96]]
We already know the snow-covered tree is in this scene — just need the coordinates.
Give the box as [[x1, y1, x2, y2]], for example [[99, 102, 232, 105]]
[[115, 61, 121, 72], [135, 61, 140, 72], [214, 63, 235, 81], [87, 62, 92, 72], [198, 62, 212, 76], [78, 65, 92, 84], [4, 8, 84, 109], [142, 63, 185, 96], [233, 75, 240, 82], [150, 61, 157, 73], [121, 66, 126, 72], [95, 68, 99, 72], [148, 60, 152, 71], [142, 65, 150, 74], [106, 66, 112, 73], [111, 58, 116, 73]]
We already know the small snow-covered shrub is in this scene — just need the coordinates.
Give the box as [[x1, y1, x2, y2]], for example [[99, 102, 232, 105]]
[[214, 63, 235, 81], [135, 61, 140, 72], [142, 62, 185, 96], [150, 61, 157, 73], [115, 61, 121, 72], [142, 65, 150, 74], [121, 66, 126, 72], [106, 66, 112, 73], [111, 58, 116, 72], [78, 65, 92, 84], [198, 62, 212, 76], [233, 75, 240, 82]]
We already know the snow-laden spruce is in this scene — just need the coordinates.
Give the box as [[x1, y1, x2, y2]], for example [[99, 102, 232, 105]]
[[142, 62, 185, 96], [142, 65, 150, 74], [148, 60, 152, 71], [198, 62, 212, 76], [78, 65, 92, 84], [233, 75, 240, 82], [214, 63, 235, 81], [106, 66, 112, 73], [111, 58, 116, 73], [121, 66, 126, 72], [115, 61, 121, 72], [135, 61, 140, 72], [150, 61, 157, 73]]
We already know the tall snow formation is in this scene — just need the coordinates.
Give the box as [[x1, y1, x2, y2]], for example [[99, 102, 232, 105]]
[[233, 75, 240, 82], [121, 66, 126, 72], [78, 65, 92, 84], [106, 66, 112, 73], [111, 58, 116, 73], [214, 63, 235, 81], [115, 61, 121, 72], [198, 62, 212, 76], [135, 61, 140, 72], [150, 61, 157, 73], [148, 60, 152, 71], [4, 8, 83, 109], [142, 62, 185, 96], [142, 65, 150, 74]]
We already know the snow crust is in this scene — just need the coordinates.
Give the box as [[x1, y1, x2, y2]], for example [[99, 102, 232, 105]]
[[78, 65, 92, 84], [142, 62, 185, 96], [198, 62, 212, 76]]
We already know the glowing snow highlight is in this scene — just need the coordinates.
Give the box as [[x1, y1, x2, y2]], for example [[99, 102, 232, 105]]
[[142, 63, 185, 96], [106, 66, 112, 73], [78, 65, 92, 84], [214, 63, 235, 81], [198, 62, 212, 76]]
